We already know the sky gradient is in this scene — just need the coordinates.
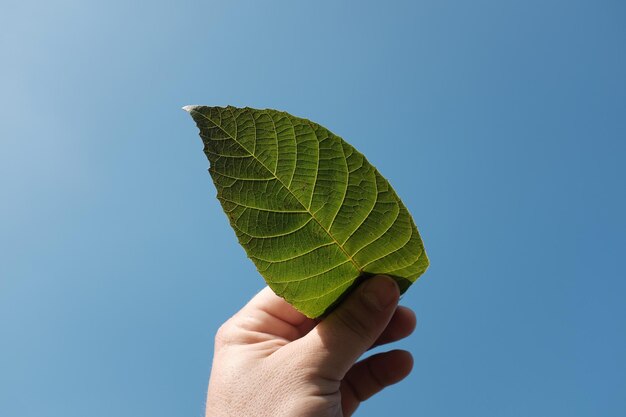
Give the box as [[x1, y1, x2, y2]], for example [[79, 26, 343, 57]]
[[1, 1, 625, 416]]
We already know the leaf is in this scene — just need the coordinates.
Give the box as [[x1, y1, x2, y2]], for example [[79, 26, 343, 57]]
[[185, 105, 429, 318]]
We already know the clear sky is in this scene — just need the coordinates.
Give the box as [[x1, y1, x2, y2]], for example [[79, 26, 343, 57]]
[[1, 1, 625, 416]]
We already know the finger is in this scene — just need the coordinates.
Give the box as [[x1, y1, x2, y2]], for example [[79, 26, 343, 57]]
[[293, 276, 400, 379], [340, 350, 413, 417], [370, 306, 416, 350], [227, 287, 314, 342], [243, 287, 309, 327]]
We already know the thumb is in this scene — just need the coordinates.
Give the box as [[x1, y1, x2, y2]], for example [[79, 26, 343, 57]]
[[295, 275, 400, 379]]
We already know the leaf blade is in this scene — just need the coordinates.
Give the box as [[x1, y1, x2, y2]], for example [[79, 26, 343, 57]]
[[186, 106, 429, 317]]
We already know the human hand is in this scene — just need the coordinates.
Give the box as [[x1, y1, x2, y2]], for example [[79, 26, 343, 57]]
[[205, 275, 416, 417]]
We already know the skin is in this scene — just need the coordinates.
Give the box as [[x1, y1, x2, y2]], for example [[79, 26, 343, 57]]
[[206, 275, 417, 416]]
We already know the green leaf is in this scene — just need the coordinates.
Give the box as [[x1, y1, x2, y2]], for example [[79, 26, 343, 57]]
[[185, 105, 429, 318]]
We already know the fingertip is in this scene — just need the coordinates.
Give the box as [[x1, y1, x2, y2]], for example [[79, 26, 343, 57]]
[[361, 275, 400, 312], [397, 306, 417, 333], [378, 349, 414, 383], [396, 349, 414, 371]]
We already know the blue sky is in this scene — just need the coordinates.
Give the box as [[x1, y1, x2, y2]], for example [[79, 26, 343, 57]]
[[1, 1, 625, 416]]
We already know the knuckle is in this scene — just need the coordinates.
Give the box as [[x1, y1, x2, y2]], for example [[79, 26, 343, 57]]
[[214, 320, 236, 347], [333, 306, 373, 344]]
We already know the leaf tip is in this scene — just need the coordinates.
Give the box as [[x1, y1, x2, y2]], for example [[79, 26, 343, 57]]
[[182, 105, 199, 113]]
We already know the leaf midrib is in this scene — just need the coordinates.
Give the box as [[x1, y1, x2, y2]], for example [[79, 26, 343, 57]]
[[196, 109, 363, 274]]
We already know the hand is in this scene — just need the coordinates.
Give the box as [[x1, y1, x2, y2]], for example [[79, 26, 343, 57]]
[[205, 275, 416, 417]]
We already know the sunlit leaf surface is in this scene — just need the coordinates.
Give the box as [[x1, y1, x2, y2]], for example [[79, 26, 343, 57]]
[[186, 106, 429, 317]]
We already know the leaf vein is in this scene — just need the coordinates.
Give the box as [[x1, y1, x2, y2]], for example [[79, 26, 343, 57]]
[[361, 226, 415, 269], [351, 202, 401, 257], [277, 260, 353, 284], [217, 197, 307, 213], [232, 217, 313, 239], [250, 241, 335, 264]]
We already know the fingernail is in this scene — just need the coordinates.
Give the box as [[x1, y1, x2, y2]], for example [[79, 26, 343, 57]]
[[361, 276, 399, 311]]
